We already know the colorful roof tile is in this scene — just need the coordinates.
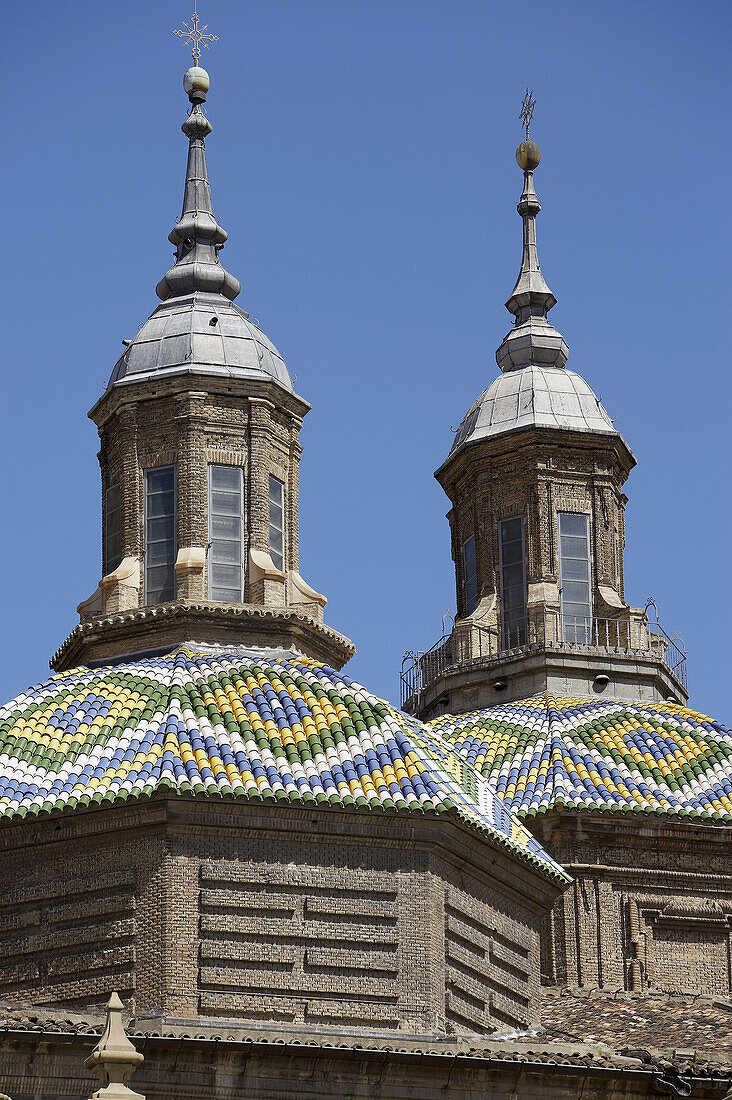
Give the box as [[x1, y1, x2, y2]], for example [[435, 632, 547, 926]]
[[0, 649, 567, 882], [429, 694, 732, 822]]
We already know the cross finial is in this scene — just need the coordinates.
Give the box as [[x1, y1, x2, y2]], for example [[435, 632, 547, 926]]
[[174, 0, 219, 65], [519, 88, 536, 141]]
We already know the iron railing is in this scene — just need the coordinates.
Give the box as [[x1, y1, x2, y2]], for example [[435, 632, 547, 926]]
[[400, 603, 686, 709]]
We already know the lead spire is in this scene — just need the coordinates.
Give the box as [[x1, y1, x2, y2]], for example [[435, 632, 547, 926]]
[[496, 92, 568, 373], [156, 12, 240, 302]]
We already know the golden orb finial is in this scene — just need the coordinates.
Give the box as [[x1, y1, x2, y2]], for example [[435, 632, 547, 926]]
[[516, 140, 541, 171], [516, 90, 540, 171]]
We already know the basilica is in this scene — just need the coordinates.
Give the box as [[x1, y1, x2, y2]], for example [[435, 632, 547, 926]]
[[0, 50, 730, 1100]]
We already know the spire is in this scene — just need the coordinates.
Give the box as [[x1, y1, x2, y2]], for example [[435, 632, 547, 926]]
[[155, 64, 241, 302], [496, 92, 568, 373]]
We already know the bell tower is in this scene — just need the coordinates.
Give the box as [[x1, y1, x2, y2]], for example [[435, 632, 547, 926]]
[[52, 60, 353, 672], [404, 95, 687, 718]]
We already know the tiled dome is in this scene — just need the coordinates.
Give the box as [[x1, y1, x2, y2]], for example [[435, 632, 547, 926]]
[[429, 695, 732, 822], [0, 648, 566, 883], [449, 366, 616, 457], [108, 292, 293, 392]]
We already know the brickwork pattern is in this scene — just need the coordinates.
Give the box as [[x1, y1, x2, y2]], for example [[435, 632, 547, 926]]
[[94, 375, 307, 607], [430, 694, 732, 997], [438, 429, 633, 625], [0, 797, 559, 1034], [535, 813, 732, 996]]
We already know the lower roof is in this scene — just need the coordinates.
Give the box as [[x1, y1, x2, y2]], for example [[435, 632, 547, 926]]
[[0, 647, 567, 884], [540, 986, 732, 1066], [429, 694, 732, 822], [2, 992, 728, 1079]]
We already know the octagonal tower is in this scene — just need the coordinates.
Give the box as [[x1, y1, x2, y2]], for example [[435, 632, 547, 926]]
[[404, 124, 687, 718], [53, 67, 353, 672]]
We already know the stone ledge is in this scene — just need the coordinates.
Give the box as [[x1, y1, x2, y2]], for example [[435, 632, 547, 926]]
[[51, 601, 355, 673], [410, 645, 687, 720]]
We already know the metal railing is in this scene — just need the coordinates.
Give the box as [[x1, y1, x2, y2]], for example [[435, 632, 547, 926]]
[[400, 602, 686, 708]]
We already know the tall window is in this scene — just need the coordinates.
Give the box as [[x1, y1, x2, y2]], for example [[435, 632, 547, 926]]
[[209, 465, 245, 601], [104, 483, 122, 575], [144, 466, 176, 604], [268, 475, 285, 571], [462, 535, 478, 615], [558, 512, 592, 643], [499, 517, 527, 647], [614, 530, 622, 591]]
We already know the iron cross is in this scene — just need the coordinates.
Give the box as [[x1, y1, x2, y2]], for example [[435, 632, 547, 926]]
[[174, 1, 219, 65], [519, 88, 536, 141]]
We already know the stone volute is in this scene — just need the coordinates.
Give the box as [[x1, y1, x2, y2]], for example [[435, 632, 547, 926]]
[[53, 66, 353, 672]]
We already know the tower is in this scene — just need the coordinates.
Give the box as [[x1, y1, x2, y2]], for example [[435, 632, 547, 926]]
[[51, 62, 353, 673], [404, 99, 687, 718], [0, 57, 568, 1041]]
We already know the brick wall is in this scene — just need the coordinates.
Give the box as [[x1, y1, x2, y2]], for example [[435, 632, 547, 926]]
[[535, 813, 732, 995], [0, 1029, 677, 1100], [0, 799, 559, 1034], [93, 374, 309, 608], [437, 428, 633, 624]]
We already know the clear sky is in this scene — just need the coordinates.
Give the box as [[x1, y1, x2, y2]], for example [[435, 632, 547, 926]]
[[1, 0, 729, 717]]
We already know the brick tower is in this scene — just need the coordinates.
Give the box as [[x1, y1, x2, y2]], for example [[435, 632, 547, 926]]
[[404, 103, 687, 718], [52, 64, 353, 672]]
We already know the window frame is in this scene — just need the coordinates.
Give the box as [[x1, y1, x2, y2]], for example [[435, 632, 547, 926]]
[[208, 463, 246, 602], [268, 474, 286, 572], [558, 511, 593, 644], [143, 465, 177, 606], [104, 482, 123, 577], [462, 533, 478, 616], [498, 515, 527, 648]]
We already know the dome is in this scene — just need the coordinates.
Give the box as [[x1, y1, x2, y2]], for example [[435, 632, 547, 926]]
[[0, 647, 566, 883], [449, 365, 617, 457], [429, 694, 732, 821], [108, 291, 293, 392]]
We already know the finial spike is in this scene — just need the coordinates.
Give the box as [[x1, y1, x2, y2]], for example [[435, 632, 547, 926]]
[[174, 1, 219, 66], [83, 991, 145, 1100], [496, 97, 568, 373], [519, 88, 536, 142]]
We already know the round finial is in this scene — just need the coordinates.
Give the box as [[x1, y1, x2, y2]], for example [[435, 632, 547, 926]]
[[516, 140, 541, 171], [184, 65, 210, 102]]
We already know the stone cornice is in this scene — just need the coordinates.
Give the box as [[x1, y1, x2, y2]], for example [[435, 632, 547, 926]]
[[90, 372, 310, 428], [436, 425, 635, 496], [51, 601, 355, 672]]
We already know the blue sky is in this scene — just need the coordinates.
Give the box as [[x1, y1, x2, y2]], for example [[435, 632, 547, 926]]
[[1, 0, 729, 717]]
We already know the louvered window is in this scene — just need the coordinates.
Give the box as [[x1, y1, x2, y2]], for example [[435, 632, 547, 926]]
[[144, 466, 176, 604], [209, 465, 245, 601], [499, 517, 527, 647], [559, 512, 592, 643], [268, 475, 285, 571]]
